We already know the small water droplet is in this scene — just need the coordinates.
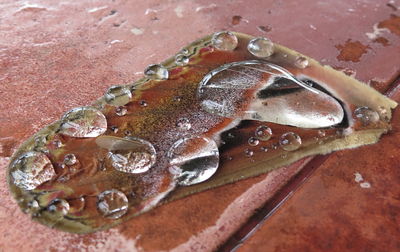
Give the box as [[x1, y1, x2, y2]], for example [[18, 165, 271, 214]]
[[377, 106, 389, 122], [51, 140, 62, 148], [260, 146, 269, 152], [255, 125, 273, 141], [168, 136, 219, 186], [247, 37, 274, 57], [354, 107, 380, 126], [59, 107, 107, 138], [110, 125, 119, 133], [48, 198, 70, 216], [245, 149, 254, 157], [26, 200, 41, 216], [115, 106, 127, 116], [176, 118, 191, 130], [248, 137, 259, 146], [11, 151, 56, 190], [139, 100, 148, 107], [97, 136, 157, 174], [227, 133, 235, 138], [294, 56, 309, 69], [63, 154, 77, 166], [104, 85, 132, 106], [279, 132, 302, 151], [211, 31, 238, 51], [317, 130, 326, 137], [124, 130, 132, 136], [97, 189, 129, 219], [175, 54, 189, 66], [144, 64, 169, 80]]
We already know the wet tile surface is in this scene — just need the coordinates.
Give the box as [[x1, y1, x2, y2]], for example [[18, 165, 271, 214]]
[[0, 0, 399, 251]]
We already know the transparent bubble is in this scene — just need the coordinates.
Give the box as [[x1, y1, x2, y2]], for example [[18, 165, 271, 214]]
[[354, 107, 380, 126], [11, 151, 56, 190], [255, 125, 273, 141], [211, 31, 238, 51], [59, 107, 107, 138], [104, 85, 132, 106], [97, 189, 129, 219], [247, 37, 274, 57], [96, 136, 157, 174], [279, 132, 302, 151], [144, 64, 169, 80], [167, 136, 219, 186]]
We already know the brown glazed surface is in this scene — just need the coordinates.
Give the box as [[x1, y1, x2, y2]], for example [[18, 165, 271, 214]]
[[0, 0, 399, 251]]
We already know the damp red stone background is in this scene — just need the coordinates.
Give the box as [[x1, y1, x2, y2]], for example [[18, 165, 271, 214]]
[[0, 0, 399, 251]]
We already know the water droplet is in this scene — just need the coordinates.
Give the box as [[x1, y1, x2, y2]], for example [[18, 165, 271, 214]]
[[115, 106, 127, 116], [248, 137, 259, 146], [227, 133, 235, 138], [211, 31, 238, 51], [97, 189, 129, 219], [59, 107, 107, 138], [144, 64, 169, 80], [247, 37, 274, 57], [167, 136, 219, 186], [96, 136, 157, 174], [48, 199, 70, 216], [245, 149, 254, 157], [110, 125, 119, 133], [198, 60, 344, 128], [104, 85, 132, 106], [354, 107, 380, 126], [317, 130, 326, 137], [63, 154, 77, 166], [176, 118, 191, 130], [279, 132, 302, 151], [294, 56, 309, 69], [175, 54, 189, 66], [51, 140, 62, 148], [11, 151, 56, 190], [255, 125, 273, 141], [260, 146, 269, 152], [26, 200, 41, 216], [139, 100, 148, 107]]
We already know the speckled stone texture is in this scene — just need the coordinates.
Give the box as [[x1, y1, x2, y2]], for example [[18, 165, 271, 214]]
[[0, 0, 399, 251]]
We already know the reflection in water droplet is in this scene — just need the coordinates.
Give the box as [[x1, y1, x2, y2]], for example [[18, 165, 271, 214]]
[[59, 107, 107, 138], [211, 31, 238, 51], [48, 198, 70, 216], [63, 154, 77, 166], [175, 54, 189, 66], [279, 132, 302, 151], [354, 107, 380, 126], [255, 125, 273, 141], [248, 137, 259, 146], [176, 118, 191, 130], [11, 151, 55, 190], [96, 136, 157, 174], [247, 37, 274, 57], [245, 149, 254, 157], [105, 85, 132, 106], [294, 56, 309, 69], [97, 189, 129, 219], [115, 106, 127, 116], [168, 136, 219, 186], [144, 64, 169, 80]]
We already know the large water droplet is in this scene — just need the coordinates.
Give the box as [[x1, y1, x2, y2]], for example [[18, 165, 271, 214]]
[[198, 60, 344, 128], [144, 64, 169, 80], [279, 132, 302, 151], [211, 31, 238, 51], [96, 136, 156, 174], [59, 107, 107, 138], [247, 37, 274, 57], [104, 85, 132, 106], [354, 107, 379, 126], [48, 198, 70, 216], [11, 151, 56, 190], [175, 54, 189, 66], [167, 136, 219, 186], [97, 189, 129, 219], [255, 125, 273, 141]]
